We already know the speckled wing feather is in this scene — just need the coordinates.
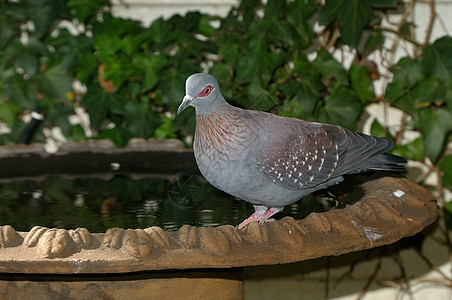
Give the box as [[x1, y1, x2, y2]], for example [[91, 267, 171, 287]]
[[255, 122, 341, 190], [255, 120, 403, 191]]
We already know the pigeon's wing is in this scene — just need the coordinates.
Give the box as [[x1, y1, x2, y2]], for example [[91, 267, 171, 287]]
[[327, 126, 405, 175], [255, 121, 342, 190], [254, 118, 403, 191]]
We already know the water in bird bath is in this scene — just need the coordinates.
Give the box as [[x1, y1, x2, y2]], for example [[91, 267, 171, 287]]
[[0, 172, 323, 232]]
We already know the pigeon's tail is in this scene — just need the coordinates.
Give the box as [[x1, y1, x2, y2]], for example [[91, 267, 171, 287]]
[[362, 152, 407, 172], [329, 128, 407, 176]]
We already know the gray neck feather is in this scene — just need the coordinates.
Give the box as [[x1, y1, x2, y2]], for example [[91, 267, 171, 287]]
[[195, 97, 231, 117]]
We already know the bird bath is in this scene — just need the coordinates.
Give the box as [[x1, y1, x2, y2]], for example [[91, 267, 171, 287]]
[[0, 139, 437, 299]]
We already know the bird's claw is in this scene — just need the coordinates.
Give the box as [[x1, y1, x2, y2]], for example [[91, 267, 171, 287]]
[[258, 217, 276, 226], [236, 208, 281, 229], [236, 217, 276, 229]]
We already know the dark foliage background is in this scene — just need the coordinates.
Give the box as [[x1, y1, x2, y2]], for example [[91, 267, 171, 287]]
[[1, 0, 450, 202]]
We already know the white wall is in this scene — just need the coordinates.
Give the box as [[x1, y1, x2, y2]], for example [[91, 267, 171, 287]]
[[111, 0, 238, 25]]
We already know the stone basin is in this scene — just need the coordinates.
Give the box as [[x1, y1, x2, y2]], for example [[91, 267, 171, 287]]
[[0, 139, 438, 299]]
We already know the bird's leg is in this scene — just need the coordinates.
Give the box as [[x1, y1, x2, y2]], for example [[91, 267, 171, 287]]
[[236, 209, 266, 229], [258, 207, 282, 226], [236, 206, 283, 229]]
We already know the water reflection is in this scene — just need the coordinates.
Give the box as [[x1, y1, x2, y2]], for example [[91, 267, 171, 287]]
[[0, 173, 323, 232]]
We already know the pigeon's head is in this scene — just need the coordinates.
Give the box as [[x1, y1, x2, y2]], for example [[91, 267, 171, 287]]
[[177, 73, 223, 115]]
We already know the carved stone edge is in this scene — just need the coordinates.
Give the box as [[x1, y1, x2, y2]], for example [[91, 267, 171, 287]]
[[0, 176, 438, 274], [0, 138, 190, 158]]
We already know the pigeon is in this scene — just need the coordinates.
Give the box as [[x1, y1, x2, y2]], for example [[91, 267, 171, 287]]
[[177, 73, 407, 229]]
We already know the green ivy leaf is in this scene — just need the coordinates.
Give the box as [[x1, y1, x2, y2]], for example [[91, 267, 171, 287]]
[[371, 0, 397, 8], [440, 154, 452, 189], [417, 109, 452, 162], [197, 15, 215, 37], [1, 75, 37, 109], [0, 101, 21, 127], [124, 98, 160, 139], [82, 88, 113, 129], [245, 79, 278, 111], [292, 52, 310, 74], [261, 52, 285, 83], [385, 57, 424, 103], [76, 53, 97, 84], [264, 0, 285, 20], [249, 36, 268, 59], [320, 0, 372, 46], [446, 89, 452, 115], [44, 102, 72, 132], [313, 49, 348, 85], [423, 36, 452, 86], [15, 49, 39, 77], [338, 0, 372, 46], [37, 65, 72, 101], [364, 29, 384, 55], [287, 0, 316, 21], [173, 12, 202, 33], [25, 0, 68, 37], [278, 98, 309, 120], [209, 64, 233, 100], [148, 17, 171, 45], [98, 128, 123, 147], [132, 54, 168, 91], [319, 0, 344, 25], [143, 69, 158, 91], [317, 84, 362, 129], [161, 69, 188, 112], [392, 137, 424, 162], [94, 33, 121, 58], [49, 29, 92, 71], [102, 57, 138, 90], [0, 15, 20, 50], [236, 55, 259, 85], [274, 22, 295, 46], [370, 119, 392, 139], [154, 116, 177, 138], [392, 76, 440, 116], [120, 35, 147, 56], [219, 44, 239, 65], [67, 124, 86, 141], [350, 65, 374, 103], [67, 0, 107, 22], [286, 0, 315, 48], [294, 80, 320, 114]]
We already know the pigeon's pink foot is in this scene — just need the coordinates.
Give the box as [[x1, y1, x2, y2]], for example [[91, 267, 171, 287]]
[[236, 209, 266, 229], [258, 207, 281, 226], [236, 207, 282, 229]]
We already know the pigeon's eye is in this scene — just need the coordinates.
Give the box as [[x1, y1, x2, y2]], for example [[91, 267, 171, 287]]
[[198, 85, 214, 97]]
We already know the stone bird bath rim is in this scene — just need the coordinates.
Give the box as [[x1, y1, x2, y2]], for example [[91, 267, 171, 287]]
[[0, 139, 438, 274]]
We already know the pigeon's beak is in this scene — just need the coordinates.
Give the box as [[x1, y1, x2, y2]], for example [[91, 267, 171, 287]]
[[177, 95, 194, 115]]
